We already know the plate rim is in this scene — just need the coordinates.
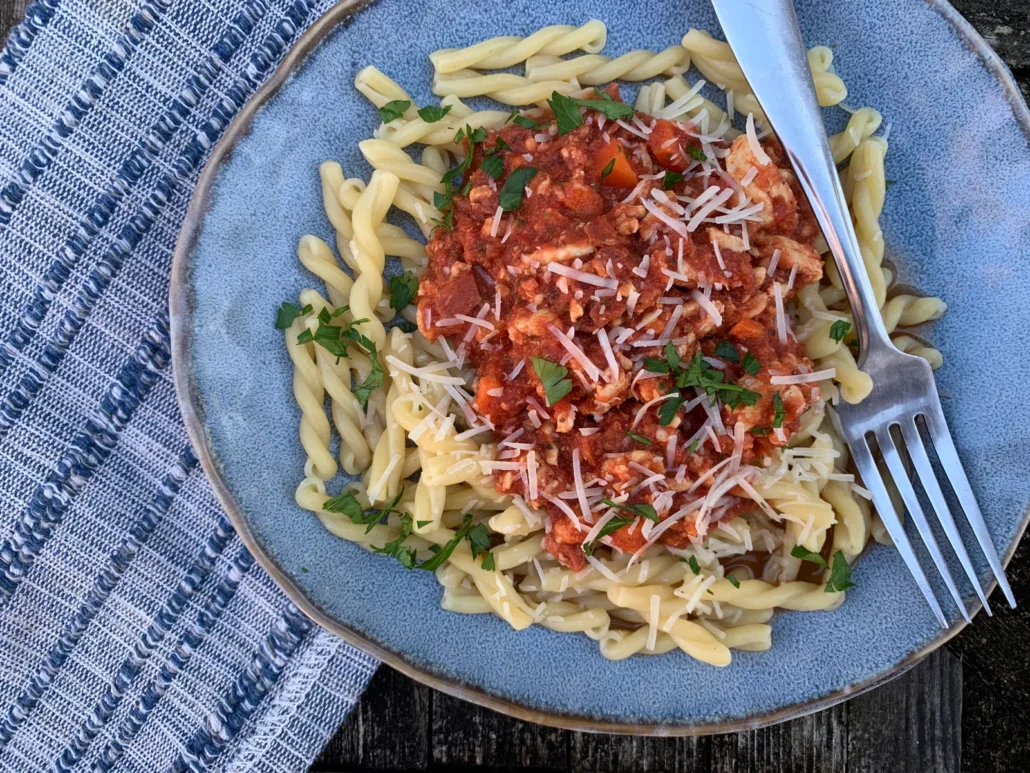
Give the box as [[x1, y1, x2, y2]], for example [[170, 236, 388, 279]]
[[169, 0, 1030, 736]]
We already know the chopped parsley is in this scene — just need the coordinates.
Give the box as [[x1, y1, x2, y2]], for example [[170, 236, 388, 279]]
[[323, 490, 405, 534], [601, 497, 658, 522], [824, 551, 856, 593], [625, 430, 652, 446], [772, 391, 786, 429], [275, 302, 311, 329], [548, 88, 635, 136], [688, 438, 700, 454], [377, 99, 410, 123], [714, 341, 739, 362], [687, 145, 708, 162], [726, 574, 741, 589], [600, 157, 616, 181], [432, 124, 491, 231], [884, 179, 897, 190], [417, 104, 452, 123], [297, 309, 383, 409], [506, 108, 539, 129], [301, 567, 309, 573], [499, 166, 538, 211], [480, 153, 504, 179], [750, 427, 771, 436], [582, 516, 634, 556], [389, 271, 418, 311], [685, 555, 701, 574], [662, 171, 683, 190], [373, 513, 417, 568], [494, 136, 513, 152], [416, 520, 432, 529], [829, 319, 852, 343], [466, 523, 492, 559], [741, 351, 761, 376], [531, 356, 573, 406], [790, 544, 828, 568], [653, 344, 762, 426], [396, 319, 418, 334], [416, 514, 480, 571], [481, 552, 496, 571]]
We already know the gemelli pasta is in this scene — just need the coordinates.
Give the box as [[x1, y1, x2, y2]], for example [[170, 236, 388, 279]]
[[275, 22, 947, 666]]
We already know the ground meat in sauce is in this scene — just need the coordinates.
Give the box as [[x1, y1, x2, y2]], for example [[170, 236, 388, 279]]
[[418, 86, 824, 571]]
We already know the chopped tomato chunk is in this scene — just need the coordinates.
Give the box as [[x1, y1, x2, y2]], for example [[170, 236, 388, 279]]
[[593, 139, 638, 188]]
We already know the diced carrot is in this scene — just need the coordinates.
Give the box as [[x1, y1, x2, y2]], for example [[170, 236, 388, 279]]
[[730, 318, 765, 340], [647, 119, 689, 171], [593, 140, 638, 189], [475, 373, 502, 414]]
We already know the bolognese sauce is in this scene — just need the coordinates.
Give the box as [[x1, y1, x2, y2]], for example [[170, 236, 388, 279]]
[[417, 86, 825, 571]]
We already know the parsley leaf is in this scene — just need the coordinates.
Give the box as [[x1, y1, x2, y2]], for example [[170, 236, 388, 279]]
[[374, 512, 417, 568], [378, 99, 411, 123], [600, 157, 616, 181], [513, 115, 538, 129], [467, 126, 488, 144], [578, 88, 635, 121], [582, 516, 634, 555], [824, 551, 855, 593], [657, 394, 685, 426], [884, 179, 897, 190], [548, 91, 584, 135], [416, 520, 432, 528], [531, 356, 573, 406], [417, 104, 452, 123], [480, 153, 504, 179], [829, 319, 852, 343], [688, 439, 700, 454], [625, 431, 652, 446], [601, 497, 658, 522], [338, 326, 382, 409], [726, 574, 741, 588], [662, 171, 683, 190], [714, 341, 739, 362], [481, 552, 496, 571], [790, 544, 828, 568], [665, 341, 681, 371], [642, 357, 669, 374], [416, 514, 478, 571], [389, 271, 418, 311], [499, 167, 538, 211], [741, 351, 761, 376], [324, 490, 404, 534], [772, 391, 786, 429], [275, 302, 311, 329], [687, 145, 707, 162], [466, 523, 492, 559], [750, 427, 771, 436], [495, 137, 512, 152], [687, 555, 701, 574]]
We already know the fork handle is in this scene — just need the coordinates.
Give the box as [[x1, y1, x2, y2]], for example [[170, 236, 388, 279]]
[[709, 0, 892, 361]]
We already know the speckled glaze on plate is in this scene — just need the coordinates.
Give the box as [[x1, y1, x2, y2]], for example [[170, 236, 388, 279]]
[[170, 0, 1030, 734]]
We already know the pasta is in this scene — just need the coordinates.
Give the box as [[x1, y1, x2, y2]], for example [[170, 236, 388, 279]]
[[276, 22, 948, 665]]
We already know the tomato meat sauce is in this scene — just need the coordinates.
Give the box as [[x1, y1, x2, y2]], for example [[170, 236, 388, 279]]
[[417, 86, 825, 571]]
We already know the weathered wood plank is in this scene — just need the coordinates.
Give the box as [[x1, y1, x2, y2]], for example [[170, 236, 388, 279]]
[[950, 0, 1030, 69], [0, 0, 26, 41], [847, 647, 962, 773], [948, 539, 1030, 773], [431, 689, 569, 771], [312, 666, 431, 772], [571, 732, 708, 773]]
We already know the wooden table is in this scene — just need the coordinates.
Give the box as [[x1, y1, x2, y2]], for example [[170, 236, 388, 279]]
[[2, 1, 1027, 770]]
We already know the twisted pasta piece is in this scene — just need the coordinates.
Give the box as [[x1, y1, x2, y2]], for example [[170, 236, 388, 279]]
[[347, 170, 400, 353], [843, 136, 889, 307], [354, 65, 417, 116], [366, 328, 413, 503], [823, 481, 871, 560], [829, 107, 882, 164], [359, 139, 445, 202], [881, 293, 947, 332], [523, 46, 689, 85], [707, 578, 843, 611], [432, 70, 581, 106], [634, 82, 666, 115], [892, 334, 944, 369], [297, 234, 353, 312], [429, 21, 607, 74], [299, 289, 372, 475], [286, 310, 336, 481]]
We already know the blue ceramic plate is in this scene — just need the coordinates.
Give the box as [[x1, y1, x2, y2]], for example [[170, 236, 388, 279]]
[[171, 0, 1030, 732]]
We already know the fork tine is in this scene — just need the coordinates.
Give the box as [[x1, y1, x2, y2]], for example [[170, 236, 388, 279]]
[[847, 434, 949, 627], [875, 427, 969, 623], [899, 419, 992, 616], [923, 405, 1017, 608]]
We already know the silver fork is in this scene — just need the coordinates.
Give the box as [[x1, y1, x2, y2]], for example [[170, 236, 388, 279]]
[[710, 0, 1016, 625]]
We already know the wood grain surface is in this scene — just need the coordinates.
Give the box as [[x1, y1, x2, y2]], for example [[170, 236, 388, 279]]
[[0, 1, 1026, 771]]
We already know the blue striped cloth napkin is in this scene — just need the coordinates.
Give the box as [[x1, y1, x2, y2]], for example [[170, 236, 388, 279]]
[[0, 1, 379, 770]]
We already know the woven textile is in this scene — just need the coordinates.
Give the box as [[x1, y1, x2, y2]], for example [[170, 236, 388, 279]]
[[0, 1, 380, 770]]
